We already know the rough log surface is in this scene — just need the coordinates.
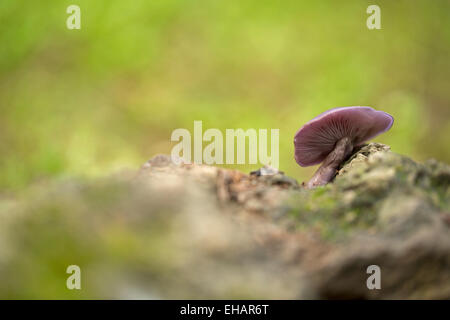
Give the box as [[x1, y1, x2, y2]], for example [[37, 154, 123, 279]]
[[0, 143, 449, 299]]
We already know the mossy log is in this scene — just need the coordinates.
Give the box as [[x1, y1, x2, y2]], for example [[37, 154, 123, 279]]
[[0, 144, 449, 299]]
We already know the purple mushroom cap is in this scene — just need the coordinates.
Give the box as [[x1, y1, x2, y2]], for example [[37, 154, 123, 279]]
[[294, 106, 394, 167]]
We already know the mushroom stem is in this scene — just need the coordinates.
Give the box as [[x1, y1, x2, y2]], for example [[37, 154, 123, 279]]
[[306, 137, 353, 188]]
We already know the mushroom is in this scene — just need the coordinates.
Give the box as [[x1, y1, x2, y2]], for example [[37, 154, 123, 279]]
[[294, 106, 394, 188]]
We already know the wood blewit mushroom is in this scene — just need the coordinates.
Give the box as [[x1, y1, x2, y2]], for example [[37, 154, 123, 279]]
[[294, 106, 394, 188]]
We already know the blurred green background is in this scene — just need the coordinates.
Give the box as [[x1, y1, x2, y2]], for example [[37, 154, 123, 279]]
[[1, 0, 449, 191]]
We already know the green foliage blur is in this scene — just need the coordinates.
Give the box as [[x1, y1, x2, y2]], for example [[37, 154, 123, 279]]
[[1, 0, 449, 191]]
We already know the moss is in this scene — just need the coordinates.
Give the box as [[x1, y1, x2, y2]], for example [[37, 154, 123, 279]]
[[281, 144, 450, 241]]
